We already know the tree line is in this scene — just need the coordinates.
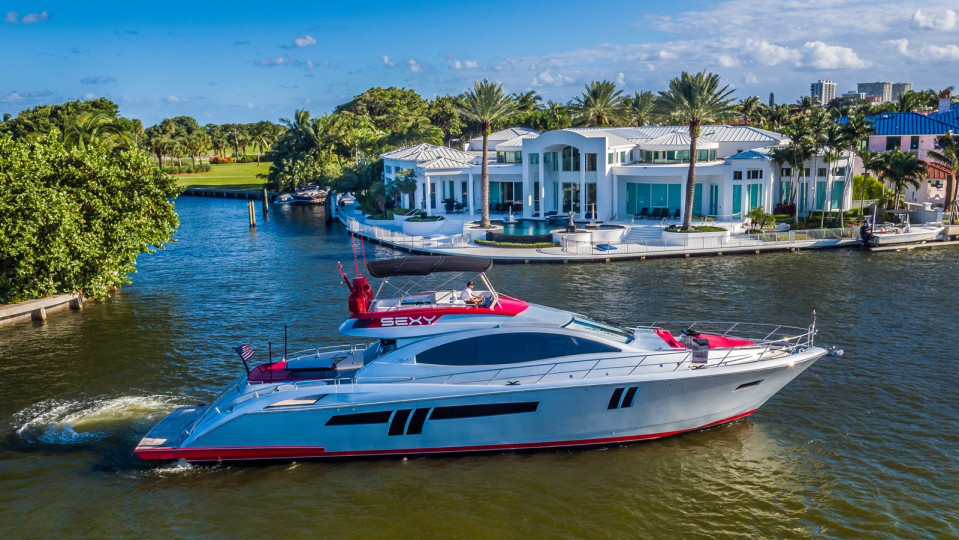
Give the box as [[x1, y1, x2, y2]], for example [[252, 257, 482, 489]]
[[0, 98, 180, 303]]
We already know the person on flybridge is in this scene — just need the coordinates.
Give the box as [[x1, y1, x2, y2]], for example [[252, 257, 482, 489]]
[[459, 281, 483, 305]]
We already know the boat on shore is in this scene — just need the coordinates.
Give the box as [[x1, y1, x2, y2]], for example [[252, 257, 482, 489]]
[[274, 184, 327, 205], [136, 256, 831, 463], [866, 222, 943, 247]]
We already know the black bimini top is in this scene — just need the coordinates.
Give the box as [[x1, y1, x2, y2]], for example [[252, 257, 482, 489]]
[[366, 256, 493, 278]]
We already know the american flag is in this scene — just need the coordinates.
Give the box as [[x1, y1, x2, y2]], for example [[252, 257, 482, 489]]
[[234, 344, 254, 361]]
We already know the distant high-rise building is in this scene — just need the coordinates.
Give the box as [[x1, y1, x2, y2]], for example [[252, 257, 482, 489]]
[[892, 82, 914, 100], [858, 81, 893, 103], [810, 80, 837, 105]]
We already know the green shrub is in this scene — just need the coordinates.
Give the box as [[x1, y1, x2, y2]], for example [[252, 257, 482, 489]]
[[475, 239, 559, 248], [406, 216, 444, 222], [665, 225, 727, 233]]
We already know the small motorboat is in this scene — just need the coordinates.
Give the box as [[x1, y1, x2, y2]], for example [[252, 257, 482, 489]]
[[273, 193, 296, 205], [863, 216, 943, 248], [136, 256, 832, 462]]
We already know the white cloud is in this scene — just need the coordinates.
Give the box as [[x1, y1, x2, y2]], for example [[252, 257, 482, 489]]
[[381, 55, 394, 67], [406, 59, 422, 73], [259, 55, 298, 66], [800, 41, 871, 69], [448, 59, 463, 69], [294, 34, 317, 48], [616, 72, 625, 86], [885, 38, 910, 56], [918, 44, 959, 60], [82, 93, 96, 100], [4, 10, 50, 24], [744, 39, 801, 66], [306, 59, 314, 69], [166, 96, 186, 104], [531, 69, 574, 87], [0, 90, 53, 103], [246, 103, 255, 109], [910, 9, 956, 31], [717, 54, 738, 68], [464, 60, 478, 69]]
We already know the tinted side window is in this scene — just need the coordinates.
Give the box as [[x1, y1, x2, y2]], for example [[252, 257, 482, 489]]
[[416, 332, 619, 366]]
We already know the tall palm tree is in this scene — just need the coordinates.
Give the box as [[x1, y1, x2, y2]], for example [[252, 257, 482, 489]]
[[782, 122, 816, 221], [626, 91, 656, 127], [570, 80, 627, 127], [249, 121, 274, 165], [512, 91, 542, 114], [794, 95, 820, 116], [820, 123, 849, 227], [841, 113, 874, 220], [738, 96, 761, 125], [927, 132, 959, 224], [459, 79, 518, 228], [879, 149, 927, 211], [655, 71, 737, 230], [857, 149, 884, 216]]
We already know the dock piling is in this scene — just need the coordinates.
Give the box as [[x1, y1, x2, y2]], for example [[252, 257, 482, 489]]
[[248, 201, 256, 229], [262, 188, 270, 216]]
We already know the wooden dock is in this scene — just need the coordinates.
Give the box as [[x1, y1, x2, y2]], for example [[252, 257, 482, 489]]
[[0, 293, 84, 327], [182, 188, 277, 200], [871, 239, 959, 252]]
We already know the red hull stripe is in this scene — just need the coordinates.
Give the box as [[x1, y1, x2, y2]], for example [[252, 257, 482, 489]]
[[135, 409, 756, 462]]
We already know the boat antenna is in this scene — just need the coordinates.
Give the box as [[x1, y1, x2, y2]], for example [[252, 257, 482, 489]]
[[268, 339, 273, 383], [350, 233, 360, 278], [284, 324, 288, 361], [360, 234, 368, 277]]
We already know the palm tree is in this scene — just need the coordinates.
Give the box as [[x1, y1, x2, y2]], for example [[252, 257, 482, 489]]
[[249, 121, 274, 165], [770, 145, 793, 213], [879, 149, 927, 212], [857, 149, 884, 216], [512, 91, 542, 114], [184, 132, 210, 166], [738, 96, 762, 125], [820, 123, 849, 227], [459, 79, 518, 228], [655, 71, 737, 230], [841, 113, 874, 220], [794, 95, 820, 116], [626, 91, 656, 127], [570, 80, 627, 127], [927, 132, 959, 224], [62, 111, 124, 151], [782, 122, 816, 221]]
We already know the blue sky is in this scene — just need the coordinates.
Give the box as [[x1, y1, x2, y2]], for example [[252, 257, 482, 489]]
[[2, 1, 958, 126]]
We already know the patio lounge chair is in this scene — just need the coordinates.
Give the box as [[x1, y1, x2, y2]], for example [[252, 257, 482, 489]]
[[637, 208, 649, 219]]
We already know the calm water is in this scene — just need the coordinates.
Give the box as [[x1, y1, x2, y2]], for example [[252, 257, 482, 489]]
[[2, 196, 958, 538]]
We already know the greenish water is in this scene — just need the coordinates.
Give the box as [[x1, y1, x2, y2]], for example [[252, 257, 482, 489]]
[[1, 196, 957, 537]]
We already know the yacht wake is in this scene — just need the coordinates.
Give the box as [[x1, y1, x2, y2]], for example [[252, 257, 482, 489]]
[[13, 395, 185, 446]]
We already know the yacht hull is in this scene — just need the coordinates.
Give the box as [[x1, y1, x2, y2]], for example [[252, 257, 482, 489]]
[[136, 349, 822, 462]]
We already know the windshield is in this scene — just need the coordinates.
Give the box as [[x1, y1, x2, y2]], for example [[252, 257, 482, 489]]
[[563, 317, 634, 344]]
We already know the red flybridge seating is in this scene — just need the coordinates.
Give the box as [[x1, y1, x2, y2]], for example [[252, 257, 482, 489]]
[[654, 328, 756, 349]]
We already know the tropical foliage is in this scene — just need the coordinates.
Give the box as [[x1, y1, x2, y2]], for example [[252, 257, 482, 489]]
[[655, 71, 737, 230], [0, 132, 180, 303], [459, 80, 518, 228]]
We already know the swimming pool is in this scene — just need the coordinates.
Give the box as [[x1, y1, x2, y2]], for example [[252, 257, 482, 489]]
[[498, 220, 556, 235]]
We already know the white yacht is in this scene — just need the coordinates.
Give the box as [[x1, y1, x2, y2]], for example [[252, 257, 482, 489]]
[[136, 256, 830, 462]]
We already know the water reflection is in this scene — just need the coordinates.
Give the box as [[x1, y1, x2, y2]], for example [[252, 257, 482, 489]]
[[0, 197, 957, 537]]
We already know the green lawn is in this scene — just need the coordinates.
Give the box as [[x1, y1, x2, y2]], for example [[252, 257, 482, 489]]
[[175, 162, 269, 191]]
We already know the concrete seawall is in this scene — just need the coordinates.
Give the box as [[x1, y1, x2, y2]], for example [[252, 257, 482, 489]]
[[0, 293, 84, 327]]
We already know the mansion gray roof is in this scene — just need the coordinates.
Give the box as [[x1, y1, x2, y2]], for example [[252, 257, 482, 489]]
[[382, 143, 477, 164]]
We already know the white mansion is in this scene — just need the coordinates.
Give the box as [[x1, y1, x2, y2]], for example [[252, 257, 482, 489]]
[[381, 125, 853, 222]]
